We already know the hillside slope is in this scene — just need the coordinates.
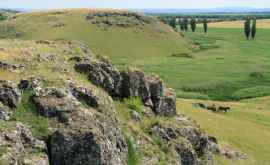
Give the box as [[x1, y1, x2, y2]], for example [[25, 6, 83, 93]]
[[0, 9, 189, 62]]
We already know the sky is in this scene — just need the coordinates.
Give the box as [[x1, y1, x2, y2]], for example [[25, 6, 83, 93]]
[[1, 0, 270, 10]]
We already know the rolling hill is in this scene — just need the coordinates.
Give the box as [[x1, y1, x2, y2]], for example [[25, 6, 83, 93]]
[[0, 9, 189, 62]]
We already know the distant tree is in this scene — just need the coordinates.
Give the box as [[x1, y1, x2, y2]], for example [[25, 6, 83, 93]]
[[183, 18, 188, 32], [251, 19, 257, 39], [244, 18, 251, 40], [179, 19, 185, 31], [169, 18, 176, 29], [190, 18, 197, 32], [203, 19, 208, 33]]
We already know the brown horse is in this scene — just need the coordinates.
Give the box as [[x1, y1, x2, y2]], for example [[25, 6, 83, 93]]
[[218, 106, 231, 113], [207, 104, 217, 112]]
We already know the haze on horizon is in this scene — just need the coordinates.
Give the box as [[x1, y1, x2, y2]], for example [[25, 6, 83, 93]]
[[1, 0, 270, 10]]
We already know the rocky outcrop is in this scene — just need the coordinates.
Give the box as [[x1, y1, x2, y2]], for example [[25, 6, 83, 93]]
[[150, 115, 213, 165], [74, 58, 122, 97], [0, 80, 21, 108], [31, 84, 128, 165], [33, 87, 80, 123], [74, 58, 177, 117], [0, 61, 25, 72], [48, 108, 127, 165], [120, 69, 151, 105], [0, 123, 49, 165], [69, 83, 114, 114]]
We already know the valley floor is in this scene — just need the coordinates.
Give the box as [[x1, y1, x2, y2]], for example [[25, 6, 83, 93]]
[[177, 97, 270, 165]]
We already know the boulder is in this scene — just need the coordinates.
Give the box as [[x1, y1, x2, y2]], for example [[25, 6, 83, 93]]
[[153, 88, 176, 117], [48, 108, 128, 165], [18, 77, 43, 92], [0, 123, 49, 165], [0, 80, 21, 108], [74, 59, 122, 97], [69, 83, 115, 114], [0, 103, 12, 121], [33, 87, 80, 123], [150, 115, 213, 164], [120, 69, 151, 105]]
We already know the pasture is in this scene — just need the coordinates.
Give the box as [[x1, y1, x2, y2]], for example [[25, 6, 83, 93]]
[[177, 96, 270, 165]]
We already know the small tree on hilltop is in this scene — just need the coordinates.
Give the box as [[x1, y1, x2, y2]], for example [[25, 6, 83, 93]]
[[251, 19, 257, 40], [203, 19, 208, 33], [244, 18, 251, 40], [190, 18, 197, 32]]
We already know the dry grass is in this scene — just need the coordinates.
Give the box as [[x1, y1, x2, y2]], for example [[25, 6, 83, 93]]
[[177, 98, 270, 165], [207, 19, 270, 29]]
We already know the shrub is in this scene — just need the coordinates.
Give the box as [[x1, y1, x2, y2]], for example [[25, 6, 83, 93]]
[[231, 86, 270, 100], [123, 97, 143, 115]]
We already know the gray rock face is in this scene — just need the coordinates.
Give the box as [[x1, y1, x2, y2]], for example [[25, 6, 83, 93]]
[[150, 115, 213, 165], [0, 80, 21, 108], [74, 58, 122, 97], [33, 87, 79, 123], [74, 56, 177, 117], [69, 84, 114, 114], [31, 84, 128, 165], [0, 123, 49, 165], [0, 103, 12, 121], [120, 69, 151, 105], [48, 108, 128, 165]]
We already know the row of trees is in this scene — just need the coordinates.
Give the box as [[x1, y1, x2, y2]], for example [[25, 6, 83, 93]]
[[244, 19, 257, 40], [169, 18, 208, 33]]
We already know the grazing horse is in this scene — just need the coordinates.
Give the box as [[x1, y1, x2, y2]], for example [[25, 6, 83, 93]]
[[218, 106, 231, 113], [207, 104, 217, 112]]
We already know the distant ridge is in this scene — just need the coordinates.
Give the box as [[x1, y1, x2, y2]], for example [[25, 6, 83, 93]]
[[139, 7, 270, 14]]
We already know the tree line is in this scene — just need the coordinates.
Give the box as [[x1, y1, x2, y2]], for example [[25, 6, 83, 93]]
[[169, 18, 208, 33]]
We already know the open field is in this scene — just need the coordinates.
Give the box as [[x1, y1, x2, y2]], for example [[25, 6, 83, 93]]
[[1, 10, 270, 100], [177, 97, 270, 165]]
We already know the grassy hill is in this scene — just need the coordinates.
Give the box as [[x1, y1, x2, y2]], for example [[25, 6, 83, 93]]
[[1, 9, 270, 101], [0, 9, 189, 61]]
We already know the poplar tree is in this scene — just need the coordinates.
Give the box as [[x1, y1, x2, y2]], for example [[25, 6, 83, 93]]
[[180, 19, 185, 31], [203, 19, 208, 33], [184, 18, 188, 32], [244, 18, 251, 40], [190, 18, 196, 32], [169, 18, 176, 29], [251, 19, 257, 39]]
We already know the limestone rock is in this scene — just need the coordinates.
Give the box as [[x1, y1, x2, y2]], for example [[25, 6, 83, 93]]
[[0, 123, 48, 165], [48, 108, 128, 165], [150, 115, 213, 164], [74, 58, 122, 97], [0, 80, 21, 108], [0, 103, 12, 121], [120, 69, 151, 105], [33, 87, 79, 123]]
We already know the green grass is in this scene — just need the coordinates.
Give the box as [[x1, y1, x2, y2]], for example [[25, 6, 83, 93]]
[[232, 86, 270, 100], [123, 97, 143, 115], [178, 98, 270, 165], [13, 90, 49, 139], [127, 137, 139, 165]]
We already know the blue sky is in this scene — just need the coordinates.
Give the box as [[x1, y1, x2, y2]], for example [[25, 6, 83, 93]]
[[1, 0, 270, 10]]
